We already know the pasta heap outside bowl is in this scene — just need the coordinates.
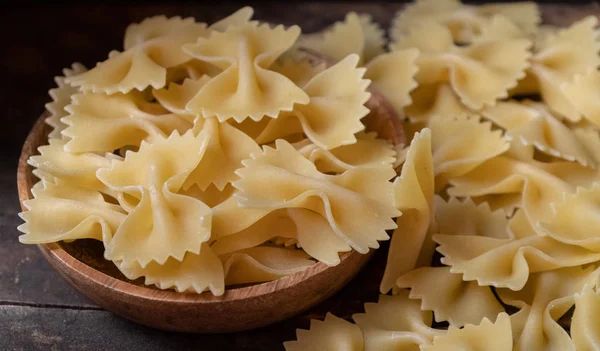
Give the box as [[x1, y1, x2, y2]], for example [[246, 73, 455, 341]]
[[16, 108, 397, 333]]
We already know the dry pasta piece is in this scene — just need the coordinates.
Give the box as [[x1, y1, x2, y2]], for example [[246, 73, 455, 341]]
[[483, 101, 597, 167], [184, 118, 261, 191], [97, 132, 212, 267], [210, 209, 297, 255], [422, 313, 512, 351], [405, 83, 476, 122], [45, 63, 87, 139], [539, 183, 600, 251], [181, 183, 235, 208], [62, 92, 192, 153], [284, 313, 364, 351], [514, 17, 600, 121], [562, 71, 600, 128], [296, 12, 385, 64], [498, 266, 599, 351], [572, 286, 600, 351], [295, 132, 396, 174], [448, 156, 586, 229], [211, 194, 271, 240], [287, 208, 352, 265], [392, 20, 531, 110], [28, 138, 112, 194], [353, 290, 444, 351], [256, 54, 370, 150], [381, 129, 433, 293], [364, 49, 420, 116], [153, 76, 210, 118], [435, 197, 510, 240], [397, 267, 504, 327], [271, 59, 326, 88], [233, 139, 399, 254], [165, 59, 221, 83], [435, 233, 600, 291], [391, 0, 539, 44], [183, 22, 309, 122], [221, 246, 314, 285], [573, 127, 600, 167], [116, 243, 225, 296], [429, 116, 509, 187], [66, 16, 208, 94], [18, 179, 125, 244], [209, 6, 255, 32]]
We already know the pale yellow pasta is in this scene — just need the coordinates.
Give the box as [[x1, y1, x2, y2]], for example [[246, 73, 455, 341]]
[[448, 156, 591, 229], [364, 49, 420, 115], [513, 16, 600, 121], [165, 59, 221, 83], [429, 116, 509, 187], [271, 59, 326, 88], [66, 16, 208, 94], [397, 267, 504, 327], [152, 76, 210, 118], [391, 0, 539, 44], [210, 209, 297, 255], [286, 208, 352, 265], [381, 129, 433, 293], [18, 179, 126, 244], [97, 132, 212, 267], [353, 290, 444, 351], [211, 194, 271, 239], [296, 12, 385, 64], [117, 243, 225, 296], [221, 246, 314, 285], [182, 183, 235, 208], [435, 233, 600, 291], [256, 54, 370, 150], [45, 63, 87, 139], [405, 83, 476, 122], [539, 183, 600, 251], [183, 22, 309, 122], [297, 12, 365, 63], [572, 286, 600, 351], [284, 313, 364, 351], [435, 196, 510, 240], [28, 138, 112, 194], [233, 139, 399, 254], [393, 20, 531, 110], [208, 6, 255, 32], [62, 92, 192, 153], [422, 313, 512, 351], [562, 71, 600, 128], [184, 118, 261, 191], [483, 101, 597, 167], [498, 266, 599, 351], [295, 132, 396, 174]]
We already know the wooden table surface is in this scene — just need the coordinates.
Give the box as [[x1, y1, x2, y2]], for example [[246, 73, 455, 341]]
[[1, 2, 598, 350]]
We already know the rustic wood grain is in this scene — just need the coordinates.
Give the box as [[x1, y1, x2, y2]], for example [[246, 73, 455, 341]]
[[2, 2, 600, 349]]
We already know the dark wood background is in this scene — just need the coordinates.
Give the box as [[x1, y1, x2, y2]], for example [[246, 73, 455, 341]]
[[1, 2, 598, 350]]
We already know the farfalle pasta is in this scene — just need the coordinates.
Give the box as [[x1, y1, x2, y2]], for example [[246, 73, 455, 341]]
[[17, 3, 600, 346], [45, 63, 87, 139]]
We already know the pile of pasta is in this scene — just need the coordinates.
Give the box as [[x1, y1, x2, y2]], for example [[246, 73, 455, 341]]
[[18, 7, 416, 295], [284, 0, 600, 350]]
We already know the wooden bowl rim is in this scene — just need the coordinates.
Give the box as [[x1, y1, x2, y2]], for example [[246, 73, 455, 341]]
[[17, 113, 360, 305]]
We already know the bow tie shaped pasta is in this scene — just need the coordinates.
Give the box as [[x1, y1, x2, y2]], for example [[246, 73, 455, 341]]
[[483, 101, 598, 168], [97, 131, 212, 267], [572, 285, 600, 350], [497, 266, 599, 351], [513, 16, 600, 121], [45, 63, 87, 139], [62, 92, 192, 153], [284, 313, 364, 351], [182, 21, 309, 122], [233, 139, 399, 254], [66, 16, 209, 94], [393, 19, 531, 113], [18, 179, 126, 244], [391, 0, 540, 44]]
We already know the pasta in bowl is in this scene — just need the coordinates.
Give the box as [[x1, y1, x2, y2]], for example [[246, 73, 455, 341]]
[[16, 7, 414, 333]]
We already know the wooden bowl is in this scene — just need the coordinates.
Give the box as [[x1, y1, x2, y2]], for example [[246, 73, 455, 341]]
[[17, 113, 380, 333]]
